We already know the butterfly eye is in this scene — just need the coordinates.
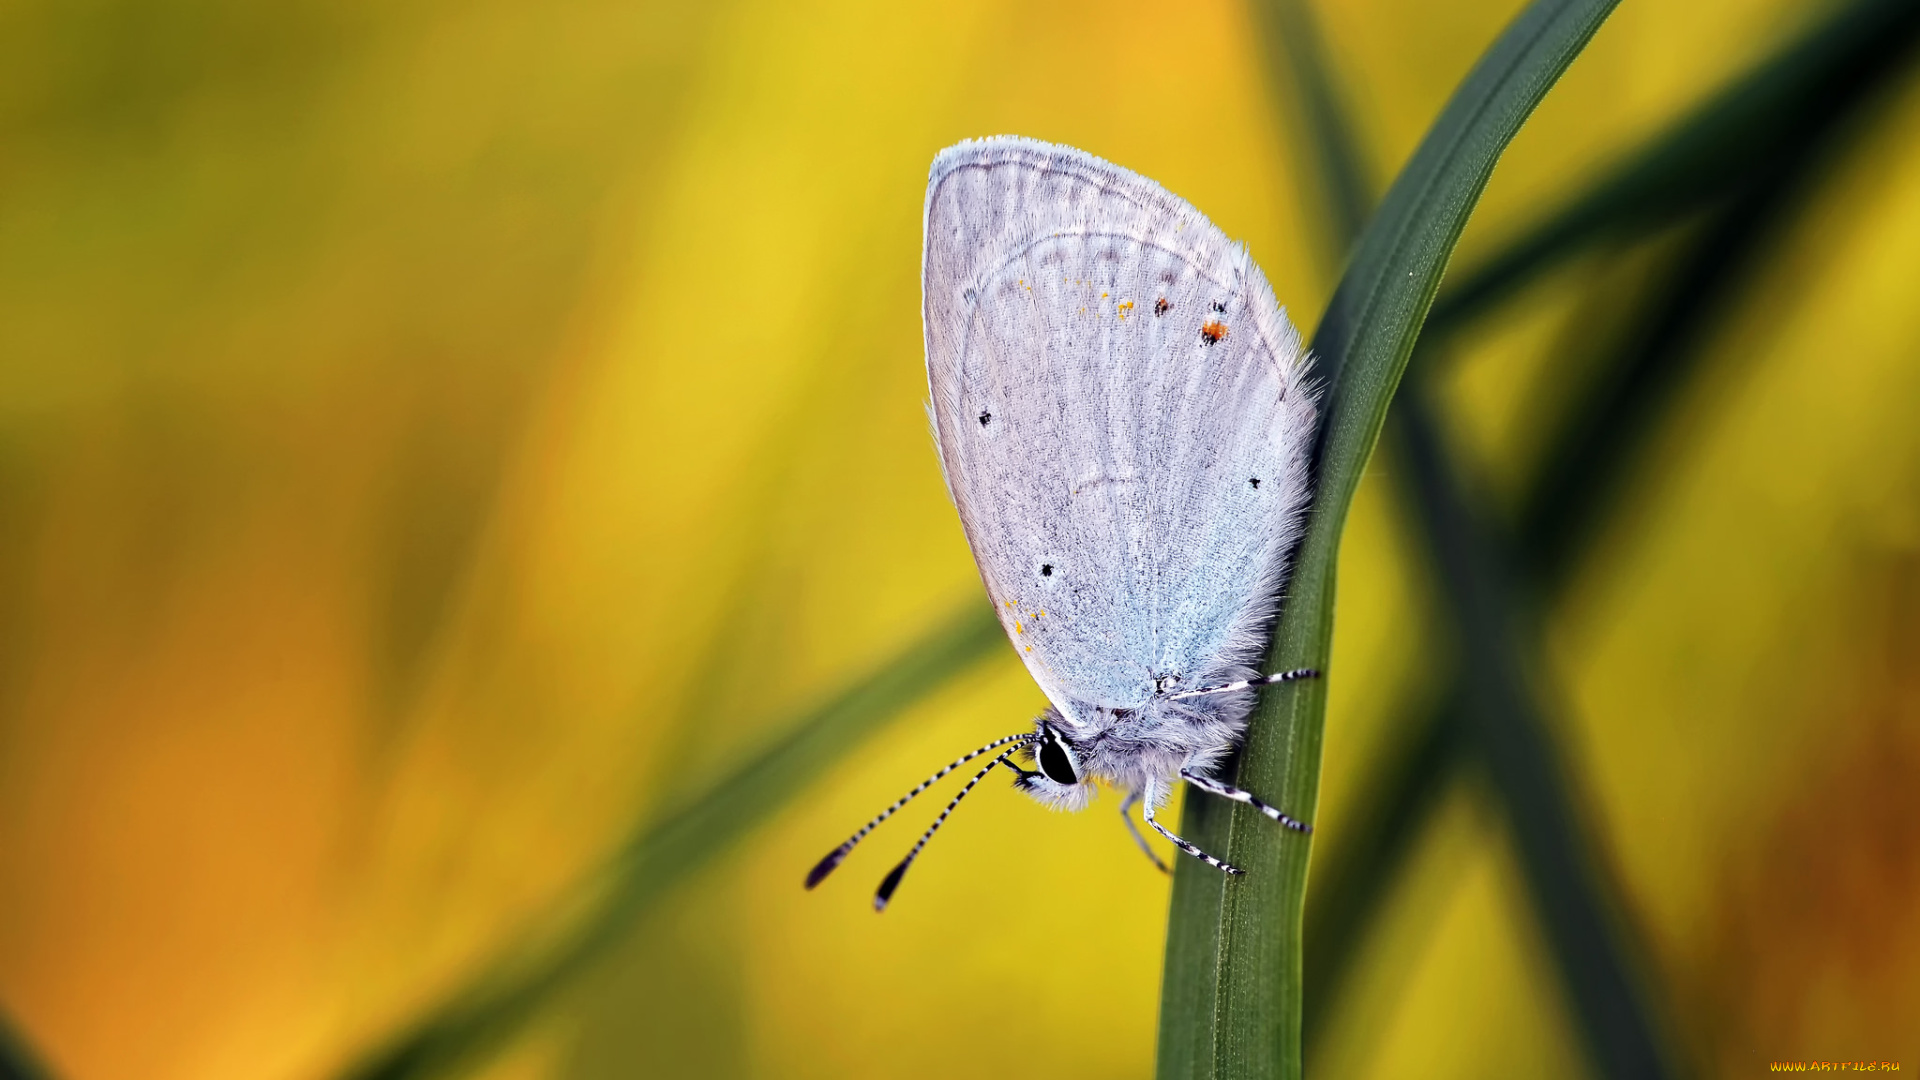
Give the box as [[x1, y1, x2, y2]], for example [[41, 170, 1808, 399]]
[[1037, 732, 1079, 785]]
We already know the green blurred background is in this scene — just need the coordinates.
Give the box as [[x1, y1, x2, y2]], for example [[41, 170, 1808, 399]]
[[1, 0, 1916, 1077]]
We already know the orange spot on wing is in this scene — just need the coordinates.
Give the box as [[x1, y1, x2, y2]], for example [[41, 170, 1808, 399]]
[[1201, 321, 1228, 345]]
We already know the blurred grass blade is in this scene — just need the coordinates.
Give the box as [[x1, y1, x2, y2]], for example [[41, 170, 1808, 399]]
[[1429, 0, 1920, 332], [1301, 0, 1920, 1061], [1522, 176, 1819, 584], [1155, 3, 1617, 1078], [0, 1014, 54, 1080], [1251, 0, 1375, 265], [1298, 694, 1461, 1045], [1392, 390, 1675, 1077], [1386, 21, 1920, 1061], [340, 602, 1005, 1080], [1515, 10, 1920, 583], [1303, 147, 1862, 1058]]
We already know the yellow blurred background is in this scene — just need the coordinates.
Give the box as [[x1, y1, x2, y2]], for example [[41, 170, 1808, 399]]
[[1, 0, 1916, 1077]]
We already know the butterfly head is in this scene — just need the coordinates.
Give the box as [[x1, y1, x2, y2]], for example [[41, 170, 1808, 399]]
[[1012, 713, 1094, 811]]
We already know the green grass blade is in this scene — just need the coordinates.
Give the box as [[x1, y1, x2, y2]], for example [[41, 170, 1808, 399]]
[[338, 602, 1005, 1080], [1155, 3, 1617, 1078]]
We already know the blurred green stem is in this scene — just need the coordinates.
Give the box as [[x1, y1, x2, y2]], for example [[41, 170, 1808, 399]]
[[0, 1015, 53, 1080], [1297, 692, 1463, 1045], [1427, 0, 1920, 332], [338, 603, 1005, 1080], [1392, 387, 1673, 1077]]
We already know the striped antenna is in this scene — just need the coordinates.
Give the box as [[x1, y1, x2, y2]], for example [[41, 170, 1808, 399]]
[[805, 732, 1032, 890], [1166, 667, 1318, 700], [873, 745, 1021, 912]]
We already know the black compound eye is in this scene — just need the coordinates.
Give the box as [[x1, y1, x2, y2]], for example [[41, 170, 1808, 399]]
[[1037, 735, 1078, 785]]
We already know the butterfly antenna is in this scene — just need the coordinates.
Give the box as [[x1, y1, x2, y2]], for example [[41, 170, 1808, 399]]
[[1167, 667, 1318, 701], [873, 745, 1021, 912], [805, 733, 1031, 890]]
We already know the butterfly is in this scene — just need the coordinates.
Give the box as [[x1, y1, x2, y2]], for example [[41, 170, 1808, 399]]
[[809, 136, 1319, 911]]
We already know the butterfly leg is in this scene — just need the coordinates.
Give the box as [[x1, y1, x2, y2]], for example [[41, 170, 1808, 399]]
[[1118, 789, 1171, 874], [1002, 758, 1039, 788], [1179, 769, 1312, 834], [1166, 667, 1319, 700], [1141, 779, 1243, 875]]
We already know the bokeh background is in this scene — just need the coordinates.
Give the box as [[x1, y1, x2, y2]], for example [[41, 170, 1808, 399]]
[[2, 0, 1917, 1077]]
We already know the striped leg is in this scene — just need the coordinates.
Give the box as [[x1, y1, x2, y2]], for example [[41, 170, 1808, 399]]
[[1118, 789, 1171, 875], [805, 732, 1030, 889], [1141, 779, 1242, 875], [872, 748, 1019, 912], [1180, 769, 1312, 834], [1166, 667, 1318, 701]]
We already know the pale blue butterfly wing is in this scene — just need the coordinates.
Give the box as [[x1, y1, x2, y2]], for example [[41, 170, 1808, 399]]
[[923, 136, 1316, 729]]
